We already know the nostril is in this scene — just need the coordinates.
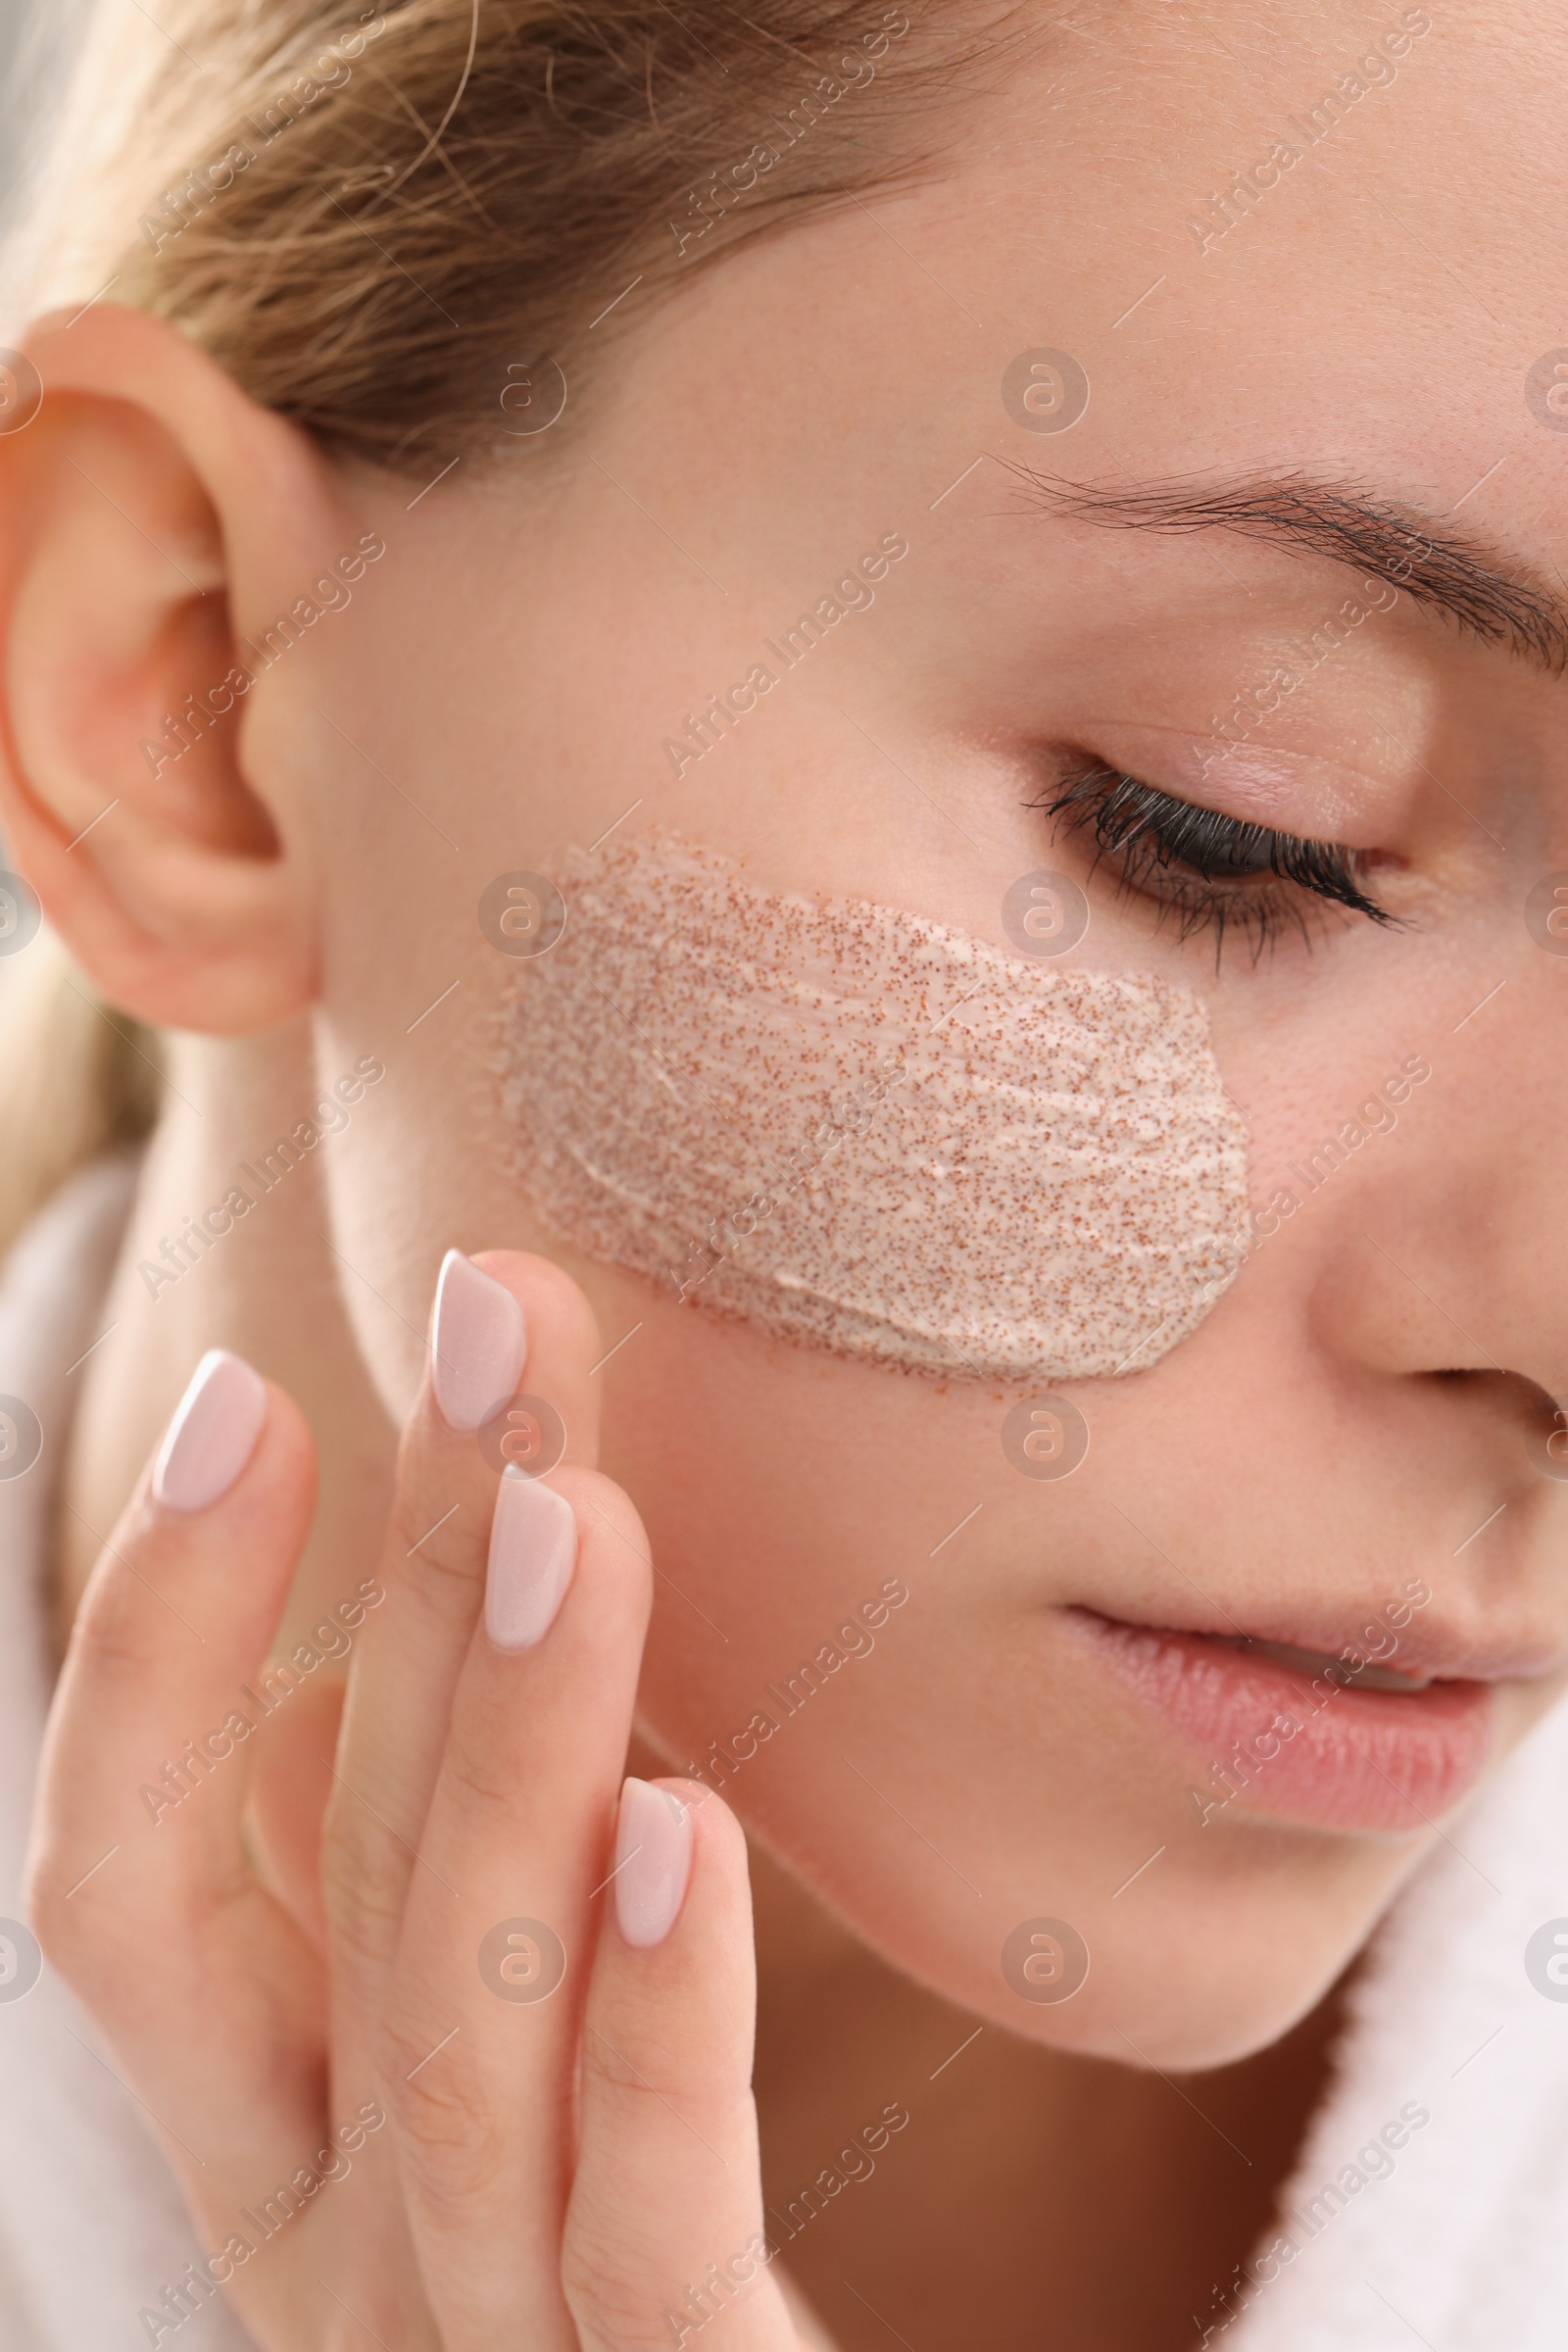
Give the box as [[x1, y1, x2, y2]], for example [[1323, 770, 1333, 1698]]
[[1523, 1389, 1568, 1483], [1479, 1370, 1568, 1481], [1426, 1369, 1568, 1482]]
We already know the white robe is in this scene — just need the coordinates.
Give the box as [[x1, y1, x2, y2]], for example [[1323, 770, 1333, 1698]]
[[1, 1161, 1565, 2348]]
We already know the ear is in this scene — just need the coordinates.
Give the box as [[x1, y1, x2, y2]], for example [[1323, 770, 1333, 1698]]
[[0, 303, 356, 1031]]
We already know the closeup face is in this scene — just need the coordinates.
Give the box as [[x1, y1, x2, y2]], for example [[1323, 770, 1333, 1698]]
[[248, 0, 1568, 2064]]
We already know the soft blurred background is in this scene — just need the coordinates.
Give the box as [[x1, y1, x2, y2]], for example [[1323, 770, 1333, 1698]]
[[0, 0, 135, 1246], [0, 0, 34, 220], [0, 0, 79, 240]]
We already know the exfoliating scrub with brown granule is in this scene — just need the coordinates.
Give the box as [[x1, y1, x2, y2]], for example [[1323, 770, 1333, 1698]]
[[497, 832, 1250, 1380]]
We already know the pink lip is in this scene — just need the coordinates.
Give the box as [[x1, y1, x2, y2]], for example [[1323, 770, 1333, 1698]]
[[1067, 1608, 1496, 1833]]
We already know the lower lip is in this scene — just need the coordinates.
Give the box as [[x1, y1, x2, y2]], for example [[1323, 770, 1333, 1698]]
[[1067, 1609, 1494, 1832]]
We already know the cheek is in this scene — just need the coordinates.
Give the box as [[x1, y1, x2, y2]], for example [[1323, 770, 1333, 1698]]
[[495, 830, 1250, 1384], [617, 1305, 1381, 2076], [299, 1084, 429, 1422]]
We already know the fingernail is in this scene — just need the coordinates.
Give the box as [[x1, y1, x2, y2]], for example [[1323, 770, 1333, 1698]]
[[430, 1249, 526, 1432], [613, 1778, 694, 1949], [152, 1349, 268, 1513], [485, 1466, 576, 1650]]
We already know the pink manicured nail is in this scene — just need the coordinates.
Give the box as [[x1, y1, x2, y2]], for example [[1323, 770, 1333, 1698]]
[[430, 1249, 526, 1432], [152, 1349, 268, 1513], [485, 1466, 576, 1650], [613, 1779, 694, 1949]]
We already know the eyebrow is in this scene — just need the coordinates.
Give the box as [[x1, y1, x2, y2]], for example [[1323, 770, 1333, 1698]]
[[1003, 462, 1568, 676]]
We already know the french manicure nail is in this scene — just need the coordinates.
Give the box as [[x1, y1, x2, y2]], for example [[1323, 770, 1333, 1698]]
[[485, 1465, 576, 1650], [430, 1249, 526, 1432], [613, 1778, 694, 1949], [152, 1349, 268, 1513]]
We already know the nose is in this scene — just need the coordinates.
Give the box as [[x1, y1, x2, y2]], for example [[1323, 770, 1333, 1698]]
[[1298, 966, 1568, 1408]]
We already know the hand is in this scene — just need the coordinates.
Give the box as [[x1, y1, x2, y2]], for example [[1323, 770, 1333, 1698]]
[[28, 1250, 807, 2348]]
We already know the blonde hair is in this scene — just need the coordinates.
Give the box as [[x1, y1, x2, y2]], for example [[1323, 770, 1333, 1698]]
[[0, 0, 1013, 1250]]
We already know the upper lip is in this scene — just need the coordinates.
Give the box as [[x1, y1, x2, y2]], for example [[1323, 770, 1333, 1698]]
[[1069, 1601, 1568, 1689]]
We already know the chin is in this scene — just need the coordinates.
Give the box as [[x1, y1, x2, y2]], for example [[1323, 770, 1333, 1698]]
[[740, 1754, 1435, 2075], [923, 1868, 1397, 2070]]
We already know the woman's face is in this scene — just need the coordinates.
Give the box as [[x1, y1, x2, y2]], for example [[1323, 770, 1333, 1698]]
[[261, 0, 1568, 2065]]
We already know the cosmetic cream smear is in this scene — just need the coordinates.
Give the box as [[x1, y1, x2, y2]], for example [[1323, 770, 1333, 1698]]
[[498, 833, 1250, 1380]]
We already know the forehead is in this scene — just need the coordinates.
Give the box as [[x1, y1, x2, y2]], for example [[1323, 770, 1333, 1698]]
[[624, 0, 1567, 579], [929, 0, 1563, 440], [629, 0, 1566, 665]]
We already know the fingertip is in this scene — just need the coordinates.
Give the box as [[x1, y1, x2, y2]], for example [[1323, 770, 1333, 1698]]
[[151, 1348, 268, 1513], [429, 1249, 528, 1432], [119, 1362, 317, 1596], [613, 1776, 695, 1948], [469, 1248, 604, 1372], [654, 1773, 727, 1817], [648, 1777, 752, 1907], [426, 1249, 604, 1469], [484, 1465, 577, 1650], [660, 1777, 749, 1869]]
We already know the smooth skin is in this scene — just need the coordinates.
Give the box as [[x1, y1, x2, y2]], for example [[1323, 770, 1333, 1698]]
[[8, 0, 1568, 2343]]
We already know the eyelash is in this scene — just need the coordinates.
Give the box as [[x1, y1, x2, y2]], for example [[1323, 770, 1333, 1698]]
[[1034, 762, 1400, 962]]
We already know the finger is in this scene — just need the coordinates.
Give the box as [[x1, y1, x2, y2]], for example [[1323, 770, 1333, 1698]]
[[565, 1782, 798, 2352], [325, 1250, 603, 1980], [320, 1250, 603, 2327], [27, 1352, 331, 2239], [248, 1674, 347, 1953], [384, 1462, 651, 2348]]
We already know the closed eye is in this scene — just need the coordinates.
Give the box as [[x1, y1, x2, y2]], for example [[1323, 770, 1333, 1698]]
[[1034, 761, 1405, 963]]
